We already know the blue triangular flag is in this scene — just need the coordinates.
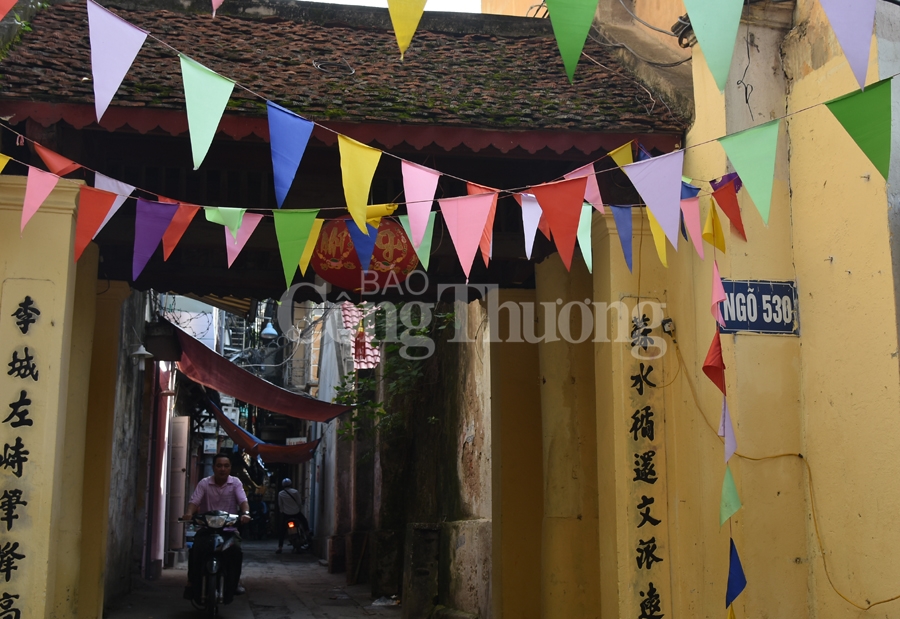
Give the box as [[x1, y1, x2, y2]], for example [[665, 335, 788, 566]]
[[637, 144, 653, 161], [610, 205, 633, 272], [681, 181, 701, 199], [346, 219, 378, 271], [267, 101, 314, 208], [681, 212, 689, 242], [726, 538, 747, 608]]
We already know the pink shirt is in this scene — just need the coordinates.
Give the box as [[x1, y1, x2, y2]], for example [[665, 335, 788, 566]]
[[189, 476, 248, 514]]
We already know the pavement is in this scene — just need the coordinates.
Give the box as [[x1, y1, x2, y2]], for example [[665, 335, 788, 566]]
[[104, 540, 403, 619]]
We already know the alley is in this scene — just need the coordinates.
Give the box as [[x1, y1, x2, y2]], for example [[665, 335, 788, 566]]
[[104, 541, 401, 619]]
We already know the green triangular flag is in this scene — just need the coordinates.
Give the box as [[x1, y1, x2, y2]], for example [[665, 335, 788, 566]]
[[720, 464, 742, 526], [180, 54, 235, 170], [205, 207, 247, 239], [683, 0, 744, 91], [719, 120, 780, 225], [272, 209, 319, 288], [205, 207, 225, 226], [577, 202, 593, 273], [399, 213, 435, 271], [826, 78, 892, 179], [544, 0, 600, 82]]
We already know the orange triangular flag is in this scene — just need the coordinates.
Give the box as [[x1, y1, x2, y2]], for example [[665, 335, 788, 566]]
[[75, 186, 117, 261], [702, 329, 727, 395], [468, 182, 499, 267], [34, 144, 81, 176], [162, 203, 201, 260], [530, 177, 588, 270], [713, 181, 747, 242]]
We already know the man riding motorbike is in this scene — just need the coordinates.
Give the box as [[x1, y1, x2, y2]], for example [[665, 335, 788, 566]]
[[275, 478, 310, 554]]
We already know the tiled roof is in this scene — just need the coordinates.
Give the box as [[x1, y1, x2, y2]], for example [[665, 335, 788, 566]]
[[341, 302, 380, 370], [0, 1, 685, 134]]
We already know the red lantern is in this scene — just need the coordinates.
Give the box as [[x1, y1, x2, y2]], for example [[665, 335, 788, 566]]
[[310, 217, 419, 292]]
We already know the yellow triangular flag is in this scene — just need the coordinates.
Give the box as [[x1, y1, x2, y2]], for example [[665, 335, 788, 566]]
[[646, 208, 668, 268], [0, 154, 11, 175], [388, 0, 427, 59], [609, 141, 634, 168], [727, 604, 736, 619], [299, 218, 324, 276], [338, 135, 383, 234], [702, 198, 726, 254]]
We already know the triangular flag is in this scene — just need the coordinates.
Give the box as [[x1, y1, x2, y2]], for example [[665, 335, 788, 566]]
[[272, 210, 319, 288], [727, 605, 736, 619], [565, 162, 605, 213], [712, 261, 727, 326], [712, 181, 747, 241], [0, 0, 17, 22], [681, 180, 701, 199], [87, 0, 148, 121], [826, 78, 892, 179], [400, 212, 436, 271], [516, 193, 542, 260], [347, 220, 379, 271], [538, 212, 552, 240], [622, 150, 683, 249], [718, 397, 737, 463], [610, 205, 633, 272], [577, 202, 593, 273], [544, 0, 599, 82], [0, 154, 9, 175], [21, 167, 60, 233], [402, 161, 440, 248], [609, 142, 634, 168], [711, 172, 743, 194], [719, 120, 780, 225], [179, 54, 235, 170], [726, 539, 747, 607], [93, 172, 135, 237], [681, 197, 705, 259], [225, 213, 263, 267], [531, 176, 588, 270], [645, 208, 668, 268], [34, 144, 81, 177], [162, 203, 200, 260], [133, 199, 179, 280], [703, 200, 727, 253], [682, 0, 745, 91], [299, 219, 324, 276], [720, 465, 742, 525], [267, 102, 314, 209], [387, 0, 427, 59], [339, 135, 382, 234], [819, 0, 876, 90], [75, 186, 117, 261], [218, 207, 247, 239], [438, 193, 495, 280], [703, 329, 727, 395], [468, 183, 499, 267], [212, 0, 224, 17]]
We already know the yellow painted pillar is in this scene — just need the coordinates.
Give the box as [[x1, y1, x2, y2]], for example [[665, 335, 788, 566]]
[[534, 254, 600, 619]]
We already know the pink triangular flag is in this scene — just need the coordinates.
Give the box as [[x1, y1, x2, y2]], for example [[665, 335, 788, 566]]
[[212, 0, 225, 17], [401, 161, 440, 248], [819, 0, 876, 91], [712, 261, 727, 326], [517, 193, 542, 259], [680, 197, 704, 259], [21, 167, 59, 233], [622, 150, 684, 250], [225, 212, 262, 267], [87, 0, 149, 122], [718, 397, 737, 463], [564, 162, 605, 213], [438, 193, 495, 281]]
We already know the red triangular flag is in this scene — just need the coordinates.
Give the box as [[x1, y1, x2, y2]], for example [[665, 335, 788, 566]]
[[538, 213, 552, 240], [530, 177, 588, 270], [75, 186, 118, 261], [34, 144, 81, 176], [468, 182, 499, 268], [702, 330, 727, 395], [712, 180, 747, 242], [0, 0, 17, 22], [162, 203, 201, 260]]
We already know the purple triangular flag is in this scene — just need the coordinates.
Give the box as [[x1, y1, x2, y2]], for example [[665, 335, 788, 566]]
[[346, 219, 378, 271], [820, 0, 876, 90], [133, 198, 179, 280], [610, 205, 633, 272], [711, 171, 743, 194], [87, 0, 148, 122], [622, 150, 684, 250], [718, 397, 737, 463], [267, 102, 314, 208]]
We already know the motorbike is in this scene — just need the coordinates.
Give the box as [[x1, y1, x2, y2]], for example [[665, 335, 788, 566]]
[[285, 515, 311, 553], [182, 511, 241, 618]]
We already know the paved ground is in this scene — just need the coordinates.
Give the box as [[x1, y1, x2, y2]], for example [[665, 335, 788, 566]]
[[104, 540, 402, 619]]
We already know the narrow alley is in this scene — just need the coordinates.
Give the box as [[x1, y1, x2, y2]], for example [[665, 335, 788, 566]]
[[104, 541, 401, 619]]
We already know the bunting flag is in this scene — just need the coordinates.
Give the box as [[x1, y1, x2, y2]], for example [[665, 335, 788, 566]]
[[544, 0, 599, 82], [719, 120, 780, 225], [94, 172, 135, 237], [711, 172, 743, 194], [531, 176, 588, 270], [347, 219, 379, 271], [87, 0, 148, 121], [438, 193, 495, 280], [727, 605, 736, 619], [681, 197, 704, 259], [0, 154, 8, 175], [272, 209, 319, 288], [34, 144, 81, 177], [399, 213, 435, 271], [819, 0, 876, 90], [465, 183, 499, 267], [538, 212, 552, 240], [712, 180, 747, 241], [703, 329, 727, 395], [646, 208, 668, 268], [0, 0, 17, 23], [387, 0, 427, 59], [703, 200, 727, 253], [162, 203, 200, 260], [610, 205, 633, 272], [682, 180, 701, 199], [826, 78, 892, 179], [212, 0, 224, 17], [338, 135, 382, 234], [179, 54, 235, 170], [299, 218, 324, 276], [609, 141, 634, 168], [623, 150, 684, 249], [402, 161, 440, 248], [21, 167, 60, 233], [517, 193, 543, 260], [718, 397, 737, 463], [225, 212, 263, 267], [267, 102, 314, 209], [219, 207, 247, 239], [712, 261, 726, 325], [565, 162, 605, 213], [133, 198, 179, 280], [682, 0, 745, 91], [720, 465, 742, 525], [577, 202, 593, 273], [726, 539, 748, 607], [75, 186, 117, 262]]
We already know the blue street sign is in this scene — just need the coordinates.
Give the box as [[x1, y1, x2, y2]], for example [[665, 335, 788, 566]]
[[719, 280, 799, 335]]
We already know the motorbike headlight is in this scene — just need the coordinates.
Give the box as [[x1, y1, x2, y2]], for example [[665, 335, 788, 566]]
[[206, 514, 226, 528], [287, 521, 295, 529]]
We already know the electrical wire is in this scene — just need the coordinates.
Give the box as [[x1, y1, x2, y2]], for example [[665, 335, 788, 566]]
[[616, 0, 679, 37], [587, 27, 692, 69]]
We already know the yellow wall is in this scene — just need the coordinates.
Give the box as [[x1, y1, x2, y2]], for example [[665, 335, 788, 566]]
[[481, 0, 538, 16]]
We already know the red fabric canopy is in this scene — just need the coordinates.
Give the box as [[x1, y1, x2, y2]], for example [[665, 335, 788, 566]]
[[208, 399, 320, 465]]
